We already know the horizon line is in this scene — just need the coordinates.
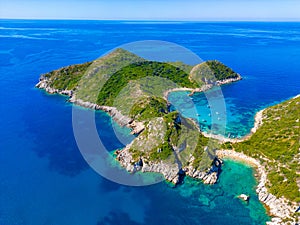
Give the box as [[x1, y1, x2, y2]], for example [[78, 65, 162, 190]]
[[1, 18, 300, 22]]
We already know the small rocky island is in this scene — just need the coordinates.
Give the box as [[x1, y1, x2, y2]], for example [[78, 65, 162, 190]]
[[36, 48, 299, 225]]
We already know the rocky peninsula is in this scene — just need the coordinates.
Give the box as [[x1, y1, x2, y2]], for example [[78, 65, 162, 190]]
[[36, 48, 238, 186], [36, 48, 299, 225]]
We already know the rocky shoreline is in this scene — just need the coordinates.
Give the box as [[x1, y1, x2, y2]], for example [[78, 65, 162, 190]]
[[69, 97, 145, 135], [214, 107, 299, 225], [217, 150, 299, 225], [162, 74, 242, 100], [36, 73, 298, 225], [36, 78, 145, 135], [216, 74, 242, 85], [116, 144, 183, 184], [36, 72, 255, 186], [250, 109, 264, 134], [36, 77, 73, 96], [115, 145, 221, 185]]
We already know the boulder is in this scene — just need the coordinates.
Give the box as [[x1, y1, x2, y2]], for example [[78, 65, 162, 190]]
[[238, 194, 250, 201]]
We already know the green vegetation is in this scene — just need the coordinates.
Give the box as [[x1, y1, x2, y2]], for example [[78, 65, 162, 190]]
[[44, 62, 92, 90], [75, 48, 145, 102], [190, 60, 240, 85], [129, 96, 168, 121], [205, 60, 239, 81], [39, 48, 241, 178], [112, 76, 179, 117], [128, 110, 216, 172], [96, 61, 197, 106], [127, 112, 164, 161], [232, 96, 300, 202], [192, 136, 210, 170], [167, 61, 194, 74], [41, 49, 240, 112], [145, 111, 181, 162], [149, 142, 173, 161]]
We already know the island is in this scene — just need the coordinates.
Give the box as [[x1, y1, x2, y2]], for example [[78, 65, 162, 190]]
[[36, 48, 299, 225]]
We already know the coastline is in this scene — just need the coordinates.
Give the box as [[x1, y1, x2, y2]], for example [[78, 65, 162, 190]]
[[36, 74, 242, 136], [215, 104, 298, 225], [36, 74, 298, 225], [199, 108, 265, 143], [216, 149, 299, 225], [36, 78, 145, 135], [162, 74, 242, 101], [35, 76, 229, 186]]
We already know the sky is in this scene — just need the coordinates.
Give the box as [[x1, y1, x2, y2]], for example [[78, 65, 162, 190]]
[[1, 0, 300, 21]]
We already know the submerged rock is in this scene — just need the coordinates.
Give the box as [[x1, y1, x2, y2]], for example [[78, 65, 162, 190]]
[[238, 194, 250, 202]]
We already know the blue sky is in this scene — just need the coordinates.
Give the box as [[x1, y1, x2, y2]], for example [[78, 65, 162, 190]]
[[1, 0, 300, 21]]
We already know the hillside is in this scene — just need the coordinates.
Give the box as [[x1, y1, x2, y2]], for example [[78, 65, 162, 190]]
[[116, 111, 220, 184], [96, 61, 197, 106], [38, 61, 92, 91], [37, 48, 241, 120], [36, 47, 240, 184], [190, 60, 240, 85], [36, 48, 300, 223], [229, 96, 300, 203]]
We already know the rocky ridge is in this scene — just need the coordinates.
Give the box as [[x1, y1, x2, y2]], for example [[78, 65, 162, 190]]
[[116, 145, 182, 184], [215, 74, 242, 85], [116, 144, 220, 185]]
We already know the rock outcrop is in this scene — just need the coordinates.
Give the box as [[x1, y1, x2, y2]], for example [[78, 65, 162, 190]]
[[215, 74, 242, 86], [36, 78, 145, 135], [251, 109, 265, 134], [36, 76, 73, 96], [184, 156, 220, 185], [116, 145, 181, 184], [256, 165, 299, 225], [116, 144, 221, 185], [238, 194, 250, 202]]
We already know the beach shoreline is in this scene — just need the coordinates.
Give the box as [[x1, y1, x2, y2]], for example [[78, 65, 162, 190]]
[[216, 149, 298, 225]]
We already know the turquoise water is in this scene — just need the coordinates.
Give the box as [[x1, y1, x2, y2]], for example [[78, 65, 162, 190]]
[[174, 160, 268, 224], [168, 89, 257, 138], [1, 20, 300, 224]]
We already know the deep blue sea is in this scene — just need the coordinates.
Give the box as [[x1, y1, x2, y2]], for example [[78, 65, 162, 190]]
[[1, 20, 300, 225]]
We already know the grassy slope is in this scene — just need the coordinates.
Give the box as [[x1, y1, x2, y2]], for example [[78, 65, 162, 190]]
[[43, 62, 92, 90], [229, 96, 300, 202], [190, 60, 239, 85], [129, 111, 216, 171], [75, 48, 145, 103], [41, 48, 240, 109], [129, 96, 168, 121], [39, 48, 240, 170], [96, 61, 197, 106], [39, 49, 299, 203]]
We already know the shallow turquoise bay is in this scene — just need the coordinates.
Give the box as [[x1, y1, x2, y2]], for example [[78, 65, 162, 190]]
[[175, 160, 270, 224]]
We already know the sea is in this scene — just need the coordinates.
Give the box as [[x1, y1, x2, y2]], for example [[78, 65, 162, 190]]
[[1, 20, 300, 225]]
